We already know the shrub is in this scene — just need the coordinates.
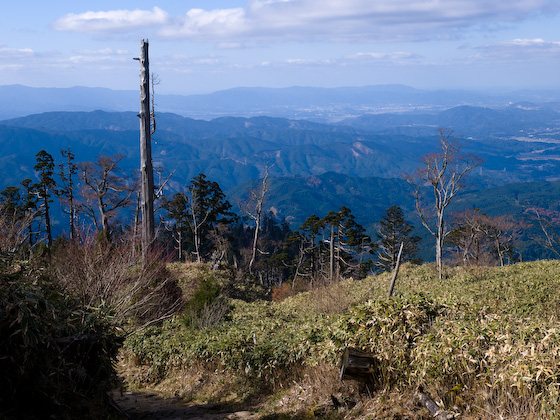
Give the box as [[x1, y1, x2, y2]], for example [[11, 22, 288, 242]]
[[182, 270, 230, 329], [49, 235, 184, 329], [0, 268, 121, 419]]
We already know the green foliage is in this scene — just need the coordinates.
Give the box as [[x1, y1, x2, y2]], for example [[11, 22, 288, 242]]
[[376, 205, 420, 271], [182, 270, 228, 329], [125, 261, 560, 417], [0, 266, 122, 419], [34, 149, 56, 246]]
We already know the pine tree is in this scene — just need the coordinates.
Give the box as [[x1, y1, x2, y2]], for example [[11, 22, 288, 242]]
[[376, 205, 420, 272], [34, 150, 56, 246], [162, 192, 190, 260], [164, 174, 237, 262], [57, 147, 78, 240]]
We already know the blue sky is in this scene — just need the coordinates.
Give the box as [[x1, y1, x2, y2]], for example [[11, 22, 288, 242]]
[[1, 1, 559, 94]]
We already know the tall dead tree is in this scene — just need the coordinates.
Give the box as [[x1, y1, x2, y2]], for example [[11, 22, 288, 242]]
[[405, 128, 481, 279], [241, 164, 272, 274], [135, 39, 155, 262]]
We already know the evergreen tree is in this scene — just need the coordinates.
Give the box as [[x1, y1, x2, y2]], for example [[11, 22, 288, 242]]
[[20, 179, 39, 247], [294, 207, 373, 285], [57, 147, 78, 240], [321, 206, 374, 281], [162, 192, 190, 260], [164, 174, 237, 262], [376, 205, 420, 271], [34, 150, 56, 246]]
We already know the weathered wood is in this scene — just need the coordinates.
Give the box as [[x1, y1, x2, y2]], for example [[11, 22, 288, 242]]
[[137, 39, 155, 263], [387, 241, 404, 298], [417, 389, 454, 420], [339, 347, 377, 383]]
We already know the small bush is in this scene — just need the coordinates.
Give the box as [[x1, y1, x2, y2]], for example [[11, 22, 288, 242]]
[[182, 271, 230, 329], [271, 282, 298, 302], [124, 261, 560, 418]]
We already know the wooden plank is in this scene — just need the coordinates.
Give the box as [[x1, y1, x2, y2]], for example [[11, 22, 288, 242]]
[[339, 347, 377, 382]]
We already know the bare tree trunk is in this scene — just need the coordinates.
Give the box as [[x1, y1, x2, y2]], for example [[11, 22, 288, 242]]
[[192, 210, 202, 263], [250, 221, 260, 273], [134, 192, 141, 240], [388, 242, 404, 298], [177, 230, 183, 261], [496, 238, 504, 267], [137, 39, 155, 264], [436, 214, 444, 279], [329, 224, 335, 283], [98, 198, 110, 240], [246, 164, 271, 274], [42, 184, 53, 247]]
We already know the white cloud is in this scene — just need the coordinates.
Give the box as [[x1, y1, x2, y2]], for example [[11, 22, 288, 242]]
[[0, 45, 35, 57], [349, 52, 419, 60], [0, 45, 38, 70], [159, 8, 247, 39], [50, 1, 558, 42], [473, 38, 560, 61], [257, 52, 418, 68], [52, 7, 169, 33], [75, 48, 130, 56], [160, 0, 559, 42]]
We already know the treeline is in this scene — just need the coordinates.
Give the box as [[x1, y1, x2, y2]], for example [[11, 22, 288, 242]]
[[5, 132, 559, 291], [0, 148, 427, 288]]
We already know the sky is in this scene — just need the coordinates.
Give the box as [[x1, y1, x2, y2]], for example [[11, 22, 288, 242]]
[[1, 0, 560, 95]]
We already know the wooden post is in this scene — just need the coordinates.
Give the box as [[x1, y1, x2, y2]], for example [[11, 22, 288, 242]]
[[137, 39, 155, 263], [387, 242, 404, 298]]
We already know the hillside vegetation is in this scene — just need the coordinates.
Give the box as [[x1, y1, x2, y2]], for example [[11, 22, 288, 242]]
[[123, 260, 560, 419]]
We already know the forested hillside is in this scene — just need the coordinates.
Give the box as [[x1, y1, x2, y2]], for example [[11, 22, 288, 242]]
[[3, 105, 560, 262]]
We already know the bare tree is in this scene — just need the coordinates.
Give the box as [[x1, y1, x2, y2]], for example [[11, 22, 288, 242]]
[[532, 209, 560, 259], [136, 39, 156, 264], [449, 209, 522, 266], [79, 154, 135, 239], [240, 164, 272, 274], [405, 128, 482, 278]]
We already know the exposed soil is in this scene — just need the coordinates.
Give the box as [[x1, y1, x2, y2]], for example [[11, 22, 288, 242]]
[[111, 390, 260, 420]]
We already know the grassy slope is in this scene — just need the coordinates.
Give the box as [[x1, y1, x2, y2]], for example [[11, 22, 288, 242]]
[[123, 261, 560, 419]]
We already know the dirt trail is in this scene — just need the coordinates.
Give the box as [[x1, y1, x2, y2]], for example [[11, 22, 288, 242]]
[[112, 390, 259, 420]]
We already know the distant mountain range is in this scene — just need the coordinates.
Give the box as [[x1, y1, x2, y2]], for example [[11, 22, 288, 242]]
[[2, 106, 560, 193], [3, 91, 560, 260], [2, 84, 560, 122]]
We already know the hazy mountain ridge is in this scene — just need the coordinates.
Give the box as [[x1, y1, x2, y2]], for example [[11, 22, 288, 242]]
[[2, 105, 560, 192], [340, 103, 560, 139], [3, 84, 560, 122]]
